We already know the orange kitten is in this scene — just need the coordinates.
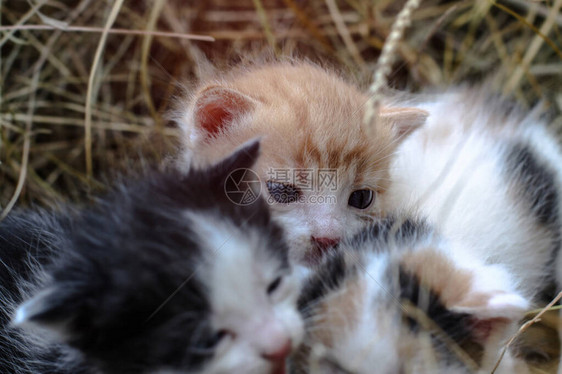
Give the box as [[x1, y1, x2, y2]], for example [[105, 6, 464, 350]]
[[176, 61, 427, 264]]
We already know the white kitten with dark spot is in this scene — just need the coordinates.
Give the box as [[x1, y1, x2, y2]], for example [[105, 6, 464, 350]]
[[382, 88, 562, 302]]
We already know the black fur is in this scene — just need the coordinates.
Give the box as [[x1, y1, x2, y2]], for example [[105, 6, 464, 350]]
[[505, 142, 559, 226], [0, 212, 83, 374], [347, 218, 471, 348], [296, 217, 479, 372], [0, 140, 289, 374], [297, 251, 348, 318], [504, 142, 561, 302], [398, 267, 474, 342], [343, 216, 430, 257], [397, 267, 484, 368], [298, 217, 429, 315]]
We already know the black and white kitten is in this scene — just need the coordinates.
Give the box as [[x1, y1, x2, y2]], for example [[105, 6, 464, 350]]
[[0, 140, 303, 374]]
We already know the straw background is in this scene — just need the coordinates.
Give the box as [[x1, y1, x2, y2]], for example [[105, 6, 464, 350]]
[[1, 0, 561, 372]]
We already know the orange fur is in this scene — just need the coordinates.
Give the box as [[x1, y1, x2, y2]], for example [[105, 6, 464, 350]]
[[309, 277, 365, 348], [400, 248, 474, 308], [186, 63, 399, 186], [178, 61, 427, 262]]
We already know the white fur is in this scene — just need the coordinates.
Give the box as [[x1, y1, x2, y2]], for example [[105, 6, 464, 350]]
[[325, 254, 403, 374], [268, 176, 370, 264], [174, 62, 410, 265], [384, 90, 562, 373], [384, 91, 562, 302], [305, 238, 532, 374], [187, 213, 304, 373], [303, 89, 561, 374], [12, 288, 74, 342]]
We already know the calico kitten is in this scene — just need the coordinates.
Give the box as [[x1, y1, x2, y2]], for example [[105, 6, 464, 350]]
[[293, 89, 562, 373], [0, 140, 303, 374], [176, 61, 428, 264], [381, 87, 562, 303], [381, 87, 562, 374], [293, 218, 534, 374]]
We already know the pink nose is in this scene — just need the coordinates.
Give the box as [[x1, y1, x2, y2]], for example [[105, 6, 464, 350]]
[[312, 237, 340, 251], [261, 339, 292, 362]]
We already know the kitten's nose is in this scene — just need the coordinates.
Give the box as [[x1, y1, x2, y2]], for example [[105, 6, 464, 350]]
[[261, 338, 292, 362], [312, 236, 340, 251]]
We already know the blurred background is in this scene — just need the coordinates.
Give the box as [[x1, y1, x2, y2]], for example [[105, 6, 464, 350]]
[[1, 0, 561, 207]]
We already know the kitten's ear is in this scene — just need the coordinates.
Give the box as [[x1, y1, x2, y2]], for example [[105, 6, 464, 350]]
[[192, 85, 257, 138], [12, 286, 84, 342], [379, 107, 428, 138], [211, 138, 261, 176]]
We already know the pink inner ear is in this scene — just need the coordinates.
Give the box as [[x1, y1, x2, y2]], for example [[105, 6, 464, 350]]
[[194, 87, 255, 138], [196, 100, 235, 136], [470, 317, 510, 343]]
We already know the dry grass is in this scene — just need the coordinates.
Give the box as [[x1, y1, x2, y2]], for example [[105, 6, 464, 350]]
[[2, 0, 561, 209], [1, 0, 561, 371]]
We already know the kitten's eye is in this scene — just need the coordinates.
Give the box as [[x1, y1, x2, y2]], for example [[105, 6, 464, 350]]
[[266, 181, 301, 204], [209, 329, 234, 348], [267, 276, 283, 295], [348, 189, 374, 209]]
